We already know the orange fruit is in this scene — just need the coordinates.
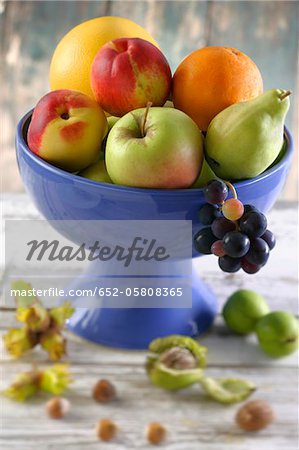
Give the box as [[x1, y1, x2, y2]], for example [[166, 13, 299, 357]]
[[49, 16, 158, 99], [173, 46, 263, 131]]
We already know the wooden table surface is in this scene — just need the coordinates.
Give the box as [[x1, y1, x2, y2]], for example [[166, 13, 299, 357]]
[[0, 194, 298, 450]]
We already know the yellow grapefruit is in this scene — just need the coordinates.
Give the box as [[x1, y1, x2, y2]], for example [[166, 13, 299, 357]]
[[49, 16, 158, 98]]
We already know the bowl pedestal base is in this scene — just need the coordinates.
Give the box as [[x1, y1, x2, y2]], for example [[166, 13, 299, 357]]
[[67, 261, 218, 349]]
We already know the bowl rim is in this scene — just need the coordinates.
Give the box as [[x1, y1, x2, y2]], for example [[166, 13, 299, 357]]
[[17, 110, 294, 197]]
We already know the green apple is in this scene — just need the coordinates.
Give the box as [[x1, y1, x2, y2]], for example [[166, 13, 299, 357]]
[[256, 311, 299, 358], [192, 158, 219, 188], [79, 160, 113, 184], [223, 289, 270, 334], [107, 115, 120, 131], [105, 107, 204, 188]]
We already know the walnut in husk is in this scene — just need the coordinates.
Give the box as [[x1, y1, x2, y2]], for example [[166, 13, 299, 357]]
[[146, 335, 207, 390], [146, 335, 256, 404]]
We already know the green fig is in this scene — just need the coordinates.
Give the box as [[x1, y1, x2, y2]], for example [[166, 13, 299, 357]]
[[192, 158, 219, 188], [255, 311, 299, 358], [223, 289, 270, 334], [199, 377, 256, 404], [205, 89, 291, 179], [79, 160, 113, 184]]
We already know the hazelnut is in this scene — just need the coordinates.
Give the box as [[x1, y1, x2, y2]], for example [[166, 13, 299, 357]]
[[46, 396, 70, 419], [146, 422, 167, 445], [92, 379, 117, 403], [236, 399, 275, 431], [96, 418, 117, 441]]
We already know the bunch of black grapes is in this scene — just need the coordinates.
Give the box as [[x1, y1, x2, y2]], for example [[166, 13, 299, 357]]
[[194, 180, 276, 274]]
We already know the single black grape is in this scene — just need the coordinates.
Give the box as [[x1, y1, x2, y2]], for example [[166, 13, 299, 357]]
[[246, 238, 270, 265], [241, 258, 262, 274], [222, 231, 250, 258], [239, 211, 267, 238], [243, 204, 258, 215], [194, 227, 217, 255], [198, 204, 221, 225], [218, 256, 242, 273], [204, 180, 228, 205], [211, 217, 237, 239], [261, 229, 276, 250]]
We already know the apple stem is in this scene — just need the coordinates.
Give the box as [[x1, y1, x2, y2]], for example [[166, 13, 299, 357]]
[[279, 90, 292, 101], [224, 180, 238, 200], [141, 102, 152, 138]]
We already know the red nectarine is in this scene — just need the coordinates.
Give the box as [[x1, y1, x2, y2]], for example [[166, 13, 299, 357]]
[[28, 90, 108, 172], [91, 38, 172, 116]]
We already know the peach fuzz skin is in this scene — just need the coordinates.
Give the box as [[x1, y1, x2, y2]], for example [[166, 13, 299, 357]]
[[27, 90, 108, 172], [90, 38, 172, 117]]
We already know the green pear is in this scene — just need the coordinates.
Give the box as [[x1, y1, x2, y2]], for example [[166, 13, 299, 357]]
[[192, 158, 219, 188], [79, 160, 113, 184], [205, 89, 291, 179]]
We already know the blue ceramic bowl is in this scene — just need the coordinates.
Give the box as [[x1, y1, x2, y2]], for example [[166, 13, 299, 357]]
[[15, 111, 293, 349], [16, 111, 293, 233]]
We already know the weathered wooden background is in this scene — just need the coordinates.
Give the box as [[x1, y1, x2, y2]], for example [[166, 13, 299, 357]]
[[1, 0, 298, 197]]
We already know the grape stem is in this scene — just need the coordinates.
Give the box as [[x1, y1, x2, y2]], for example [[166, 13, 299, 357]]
[[224, 181, 238, 199]]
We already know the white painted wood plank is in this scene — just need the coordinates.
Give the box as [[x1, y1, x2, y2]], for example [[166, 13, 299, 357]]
[[1, 359, 298, 450], [0, 313, 298, 368], [0, 195, 298, 449]]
